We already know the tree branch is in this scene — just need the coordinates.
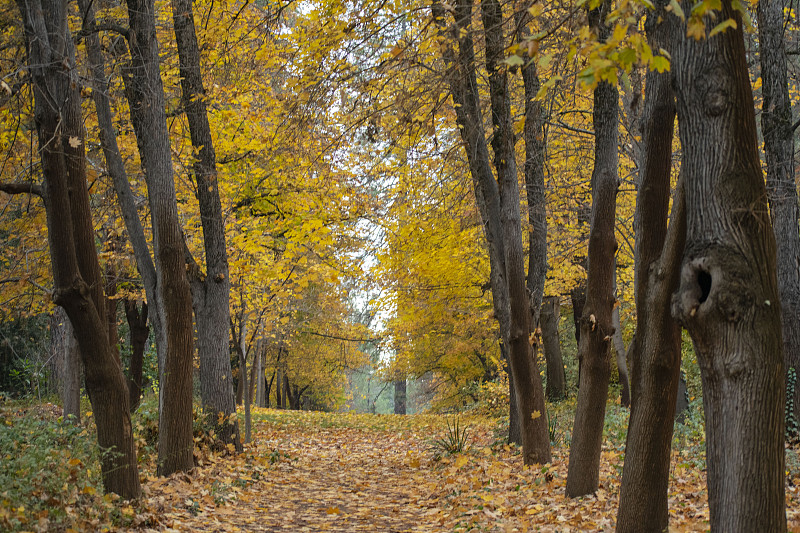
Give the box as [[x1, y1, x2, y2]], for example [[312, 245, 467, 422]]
[[0, 182, 44, 198]]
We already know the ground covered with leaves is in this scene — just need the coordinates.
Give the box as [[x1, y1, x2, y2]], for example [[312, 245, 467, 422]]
[[3, 403, 800, 532]]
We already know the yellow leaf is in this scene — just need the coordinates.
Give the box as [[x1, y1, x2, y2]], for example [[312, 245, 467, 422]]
[[455, 455, 469, 468], [326, 506, 341, 515], [68, 136, 81, 148], [531, 410, 541, 420]]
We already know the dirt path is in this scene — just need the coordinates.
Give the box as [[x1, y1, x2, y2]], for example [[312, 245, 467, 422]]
[[135, 419, 449, 532]]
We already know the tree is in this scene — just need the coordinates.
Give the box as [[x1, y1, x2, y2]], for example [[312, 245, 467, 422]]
[[433, 0, 550, 464], [671, 0, 786, 529], [14, 0, 140, 497], [757, 0, 800, 428], [171, 0, 242, 452], [540, 296, 566, 400], [566, 0, 620, 497], [123, 0, 195, 476], [616, 3, 683, 526]]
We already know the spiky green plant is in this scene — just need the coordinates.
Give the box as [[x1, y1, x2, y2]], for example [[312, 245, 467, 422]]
[[433, 417, 471, 454]]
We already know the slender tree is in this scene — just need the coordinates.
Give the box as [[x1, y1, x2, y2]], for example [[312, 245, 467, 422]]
[[758, 0, 800, 426], [170, 0, 242, 452], [616, 3, 684, 530], [123, 0, 195, 476], [671, 1, 786, 529], [566, 0, 620, 497]]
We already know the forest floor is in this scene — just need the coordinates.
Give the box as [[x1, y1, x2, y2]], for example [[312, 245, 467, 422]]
[[120, 408, 800, 533]]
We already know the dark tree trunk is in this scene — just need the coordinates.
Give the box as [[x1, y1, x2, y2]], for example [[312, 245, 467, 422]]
[[541, 296, 566, 401], [51, 307, 81, 422], [758, 0, 800, 428], [617, 5, 682, 529], [480, 0, 549, 466], [123, 0, 195, 477], [433, 0, 516, 446], [77, 0, 167, 384], [16, 0, 139, 497], [124, 300, 149, 412], [276, 367, 283, 408], [515, 3, 548, 370], [394, 379, 407, 414], [671, 1, 786, 529], [284, 373, 295, 410], [570, 284, 586, 385], [171, 0, 241, 453], [566, 0, 619, 498]]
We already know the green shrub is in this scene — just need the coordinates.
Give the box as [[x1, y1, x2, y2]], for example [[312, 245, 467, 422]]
[[432, 417, 471, 455], [0, 404, 111, 532]]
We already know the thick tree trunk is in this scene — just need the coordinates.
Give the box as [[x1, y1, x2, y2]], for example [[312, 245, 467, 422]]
[[77, 0, 167, 382], [566, 0, 618, 498], [171, 0, 241, 453], [616, 6, 682, 531], [671, 2, 786, 529], [16, 0, 140, 497], [540, 296, 566, 400], [123, 0, 195, 477], [758, 0, 800, 427], [124, 300, 149, 412], [394, 379, 407, 414], [51, 307, 81, 422]]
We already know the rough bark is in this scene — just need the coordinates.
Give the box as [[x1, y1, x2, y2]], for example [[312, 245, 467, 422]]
[[77, 0, 167, 385], [671, 2, 786, 529], [123, 0, 195, 476], [758, 0, 800, 426], [540, 296, 566, 400], [124, 300, 149, 412], [616, 5, 682, 530], [171, 0, 241, 453], [394, 379, 407, 414], [566, 0, 619, 497], [16, 0, 139, 497], [51, 307, 81, 422]]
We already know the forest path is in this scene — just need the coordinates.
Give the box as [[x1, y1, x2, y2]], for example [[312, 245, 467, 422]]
[[129, 408, 800, 532], [134, 410, 454, 532]]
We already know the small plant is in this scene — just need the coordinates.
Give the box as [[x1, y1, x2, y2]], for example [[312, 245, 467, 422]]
[[433, 417, 471, 454], [547, 410, 558, 445]]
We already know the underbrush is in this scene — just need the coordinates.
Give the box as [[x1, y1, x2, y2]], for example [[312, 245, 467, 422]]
[[0, 403, 111, 532]]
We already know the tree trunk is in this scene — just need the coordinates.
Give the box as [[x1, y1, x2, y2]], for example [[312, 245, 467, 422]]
[[171, 0, 241, 453], [123, 0, 195, 477], [566, 0, 619, 498], [51, 307, 81, 422], [480, 0, 549, 466], [124, 300, 149, 412], [16, 0, 140, 497], [232, 316, 251, 443], [276, 367, 283, 408], [515, 2, 548, 373], [610, 306, 630, 407], [616, 6, 682, 530], [671, 2, 786, 529], [255, 348, 264, 407], [541, 296, 566, 400], [394, 379, 407, 414], [758, 0, 800, 429], [77, 0, 167, 385]]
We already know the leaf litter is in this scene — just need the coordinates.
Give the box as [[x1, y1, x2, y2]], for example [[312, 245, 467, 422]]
[[123, 408, 800, 532]]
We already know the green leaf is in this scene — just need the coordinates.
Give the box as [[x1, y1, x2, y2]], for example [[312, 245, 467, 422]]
[[503, 55, 525, 67], [709, 18, 737, 37], [651, 55, 670, 73], [668, 0, 685, 21]]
